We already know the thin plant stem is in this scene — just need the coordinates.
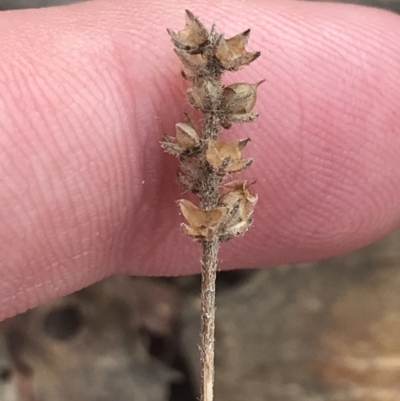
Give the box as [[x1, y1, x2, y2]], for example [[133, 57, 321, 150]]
[[200, 237, 219, 401], [198, 111, 220, 401]]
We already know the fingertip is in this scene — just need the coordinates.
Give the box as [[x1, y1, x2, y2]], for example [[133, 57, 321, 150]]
[[1, 0, 400, 319]]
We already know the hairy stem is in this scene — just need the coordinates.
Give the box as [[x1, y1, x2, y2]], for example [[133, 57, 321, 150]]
[[199, 109, 221, 209], [199, 108, 220, 401], [200, 237, 219, 401], [203, 112, 220, 141]]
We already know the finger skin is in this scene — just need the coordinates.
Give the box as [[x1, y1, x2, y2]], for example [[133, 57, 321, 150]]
[[1, 0, 400, 318]]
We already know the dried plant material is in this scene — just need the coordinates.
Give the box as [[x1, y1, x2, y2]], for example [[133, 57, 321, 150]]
[[206, 139, 252, 173], [179, 154, 202, 192], [187, 80, 223, 111], [179, 200, 227, 240], [219, 81, 264, 128], [215, 30, 261, 71], [223, 179, 258, 202], [162, 122, 201, 156], [187, 85, 207, 110], [167, 10, 209, 53], [177, 171, 196, 192], [176, 122, 200, 147], [218, 181, 258, 238], [222, 81, 264, 114], [163, 11, 262, 401], [175, 49, 208, 80]]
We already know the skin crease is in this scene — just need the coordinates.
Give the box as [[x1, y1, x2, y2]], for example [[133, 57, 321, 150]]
[[0, 0, 400, 319]]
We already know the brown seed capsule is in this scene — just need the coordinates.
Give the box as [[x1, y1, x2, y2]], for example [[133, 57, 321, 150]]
[[183, 111, 200, 131], [178, 200, 227, 239], [187, 81, 222, 111], [167, 10, 209, 53], [175, 49, 208, 78], [215, 30, 260, 71], [206, 139, 252, 173], [180, 155, 202, 181], [218, 181, 258, 236], [176, 122, 200, 148], [178, 151, 202, 192], [161, 117, 201, 157], [224, 180, 258, 203], [187, 86, 206, 110], [222, 81, 264, 115]]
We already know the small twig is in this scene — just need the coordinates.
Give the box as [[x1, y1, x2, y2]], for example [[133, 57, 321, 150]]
[[200, 237, 218, 401], [162, 10, 262, 401]]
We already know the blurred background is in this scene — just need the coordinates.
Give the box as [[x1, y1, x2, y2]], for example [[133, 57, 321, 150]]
[[1, 1, 400, 400]]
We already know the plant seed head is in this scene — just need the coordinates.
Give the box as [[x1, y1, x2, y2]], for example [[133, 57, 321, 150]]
[[218, 181, 258, 237], [178, 199, 227, 239], [215, 30, 260, 71], [222, 81, 264, 115], [206, 139, 252, 173], [176, 122, 200, 148], [168, 10, 209, 53]]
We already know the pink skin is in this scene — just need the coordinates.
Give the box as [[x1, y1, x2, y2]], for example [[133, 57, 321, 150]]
[[1, 0, 400, 319]]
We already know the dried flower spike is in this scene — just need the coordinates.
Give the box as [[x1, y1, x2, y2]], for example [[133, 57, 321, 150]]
[[162, 11, 262, 401]]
